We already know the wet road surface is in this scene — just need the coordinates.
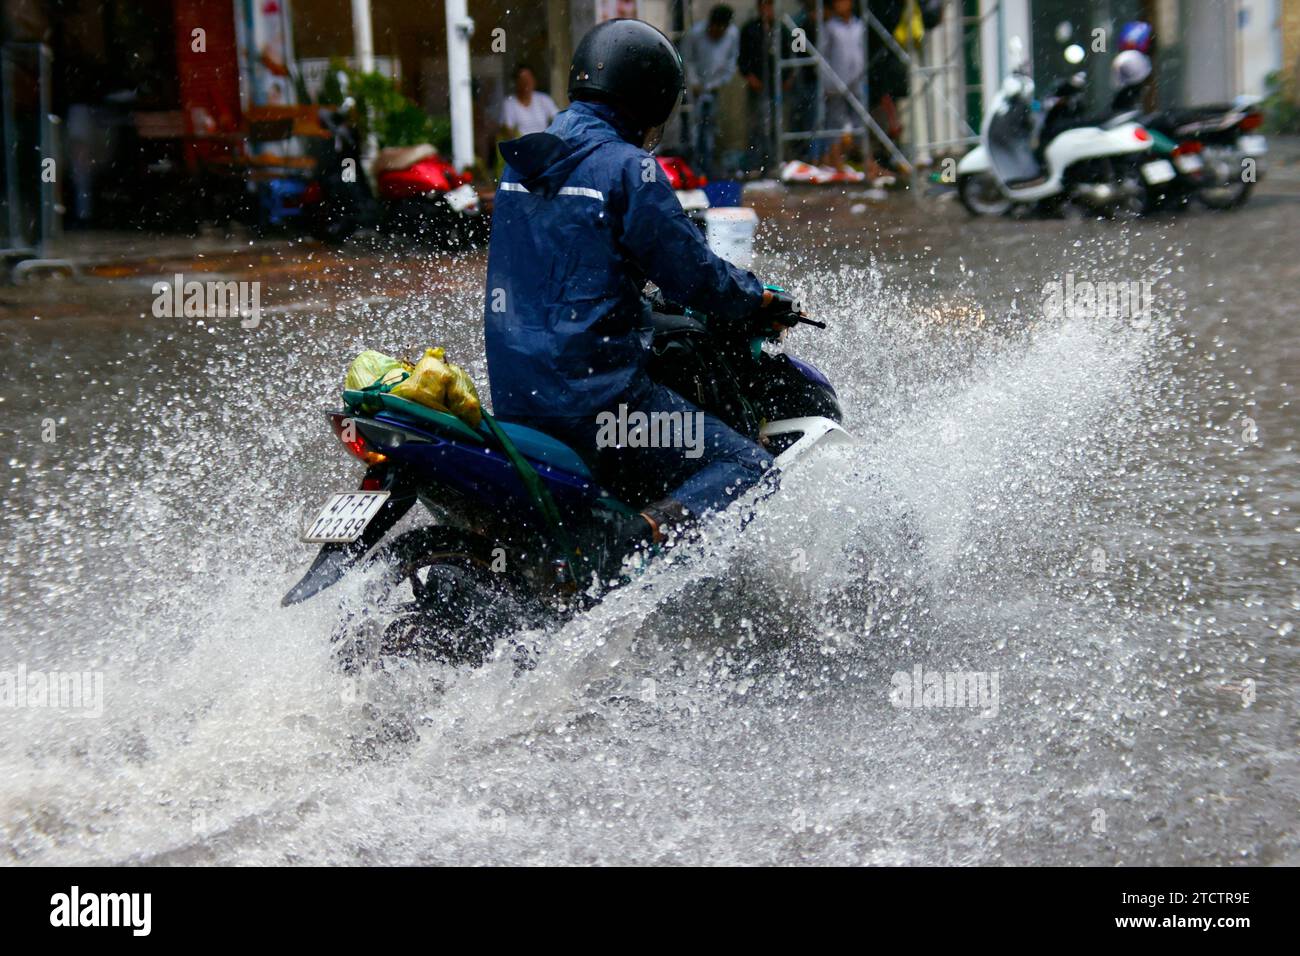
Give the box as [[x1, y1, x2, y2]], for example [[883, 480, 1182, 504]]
[[0, 150, 1296, 864]]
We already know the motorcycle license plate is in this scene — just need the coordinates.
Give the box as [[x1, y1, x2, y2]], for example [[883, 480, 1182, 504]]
[[301, 491, 390, 543], [1141, 160, 1177, 185], [1174, 153, 1204, 174], [444, 183, 479, 213], [1238, 134, 1268, 155]]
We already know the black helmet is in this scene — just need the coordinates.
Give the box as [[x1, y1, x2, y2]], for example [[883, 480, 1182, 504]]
[[568, 19, 685, 131]]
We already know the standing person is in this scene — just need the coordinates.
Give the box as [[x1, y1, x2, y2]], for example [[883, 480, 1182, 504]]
[[499, 63, 559, 136], [820, 0, 866, 171], [680, 5, 741, 178], [739, 0, 793, 177], [867, 0, 909, 162], [484, 20, 801, 576]]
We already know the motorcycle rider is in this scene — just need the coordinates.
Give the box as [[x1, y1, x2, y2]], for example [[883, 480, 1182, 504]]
[[483, 18, 799, 577]]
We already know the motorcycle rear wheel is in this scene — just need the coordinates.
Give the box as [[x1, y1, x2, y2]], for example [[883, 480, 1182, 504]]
[[1110, 165, 1152, 220], [1197, 148, 1254, 209], [1198, 179, 1253, 210], [333, 525, 542, 671]]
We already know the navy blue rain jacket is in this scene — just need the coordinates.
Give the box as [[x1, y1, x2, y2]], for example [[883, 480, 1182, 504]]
[[483, 100, 764, 424]]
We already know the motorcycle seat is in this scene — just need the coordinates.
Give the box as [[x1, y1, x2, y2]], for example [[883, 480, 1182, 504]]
[[373, 144, 439, 174], [1143, 105, 1241, 136], [345, 389, 593, 478], [490, 420, 593, 479], [1170, 103, 1237, 121], [648, 310, 707, 336]]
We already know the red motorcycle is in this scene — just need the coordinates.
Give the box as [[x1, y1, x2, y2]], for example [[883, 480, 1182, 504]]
[[295, 103, 485, 246], [374, 145, 485, 245], [656, 154, 710, 220]]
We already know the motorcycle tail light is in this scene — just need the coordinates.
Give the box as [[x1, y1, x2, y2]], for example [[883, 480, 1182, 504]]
[[330, 414, 388, 466], [1134, 127, 1151, 143], [1239, 113, 1263, 132], [655, 157, 683, 189], [1172, 140, 1203, 155]]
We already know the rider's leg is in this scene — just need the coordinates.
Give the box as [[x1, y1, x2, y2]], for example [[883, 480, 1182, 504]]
[[529, 383, 776, 541], [606, 384, 773, 523]]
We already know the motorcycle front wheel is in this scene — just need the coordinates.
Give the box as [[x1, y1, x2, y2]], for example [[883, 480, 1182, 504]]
[[308, 212, 361, 243], [1199, 181, 1253, 209], [1198, 172, 1254, 209], [958, 172, 1014, 217]]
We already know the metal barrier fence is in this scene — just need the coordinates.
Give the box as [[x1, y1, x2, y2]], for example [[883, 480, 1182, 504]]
[[770, 0, 994, 183], [1, 42, 72, 280]]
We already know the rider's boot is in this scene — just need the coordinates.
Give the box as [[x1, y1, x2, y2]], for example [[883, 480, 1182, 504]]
[[589, 498, 692, 587]]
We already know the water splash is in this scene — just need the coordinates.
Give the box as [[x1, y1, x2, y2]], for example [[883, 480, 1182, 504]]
[[1, 246, 1293, 864]]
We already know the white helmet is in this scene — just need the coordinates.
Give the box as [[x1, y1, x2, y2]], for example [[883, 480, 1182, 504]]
[[1111, 50, 1152, 91]]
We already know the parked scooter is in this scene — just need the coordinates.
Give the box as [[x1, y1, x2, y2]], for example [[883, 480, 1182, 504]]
[[1129, 96, 1267, 211], [373, 145, 486, 246], [295, 101, 484, 246], [957, 41, 1160, 218], [1105, 19, 1267, 211]]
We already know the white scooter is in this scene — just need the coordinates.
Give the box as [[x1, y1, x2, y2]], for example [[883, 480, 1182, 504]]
[[957, 42, 1162, 218]]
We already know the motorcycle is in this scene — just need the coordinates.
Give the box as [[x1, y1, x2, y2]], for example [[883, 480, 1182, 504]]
[[281, 296, 848, 669], [656, 154, 710, 221], [294, 103, 484, 247], [1128, 97, 1267, 211], [957, 56, 1160, 218], [297, 100, 374, 243], [373, 144, 486, 246], [1051, 47, 1266, 215]]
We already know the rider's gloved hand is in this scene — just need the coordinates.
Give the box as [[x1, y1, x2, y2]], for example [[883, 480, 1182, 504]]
[[756, 288, 803, 334]]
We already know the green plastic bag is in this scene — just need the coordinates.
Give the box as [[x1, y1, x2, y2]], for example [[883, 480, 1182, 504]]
[[344, 350, 409, 391]]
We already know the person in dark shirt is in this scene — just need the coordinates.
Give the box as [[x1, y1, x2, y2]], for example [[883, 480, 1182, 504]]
[[738, 0, 794, 176]]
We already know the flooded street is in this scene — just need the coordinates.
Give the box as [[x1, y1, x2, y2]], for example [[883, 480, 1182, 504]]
[[1, 167, 1296, 865]]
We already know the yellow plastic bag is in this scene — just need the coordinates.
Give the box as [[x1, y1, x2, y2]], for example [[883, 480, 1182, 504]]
[[445, 361, 483, 426], [344, 350, 410, 391], [894, 0, 925, 48], [389, 347, 482, 427]]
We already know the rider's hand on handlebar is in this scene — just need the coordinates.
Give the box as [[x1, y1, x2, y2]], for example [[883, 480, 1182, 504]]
[[758, 288, 804, 333]]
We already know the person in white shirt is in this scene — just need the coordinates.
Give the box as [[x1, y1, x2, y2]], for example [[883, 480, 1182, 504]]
[[679, 5, 740, 178], [821, 0, 866, 169], [499, 64, 559, 136]]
